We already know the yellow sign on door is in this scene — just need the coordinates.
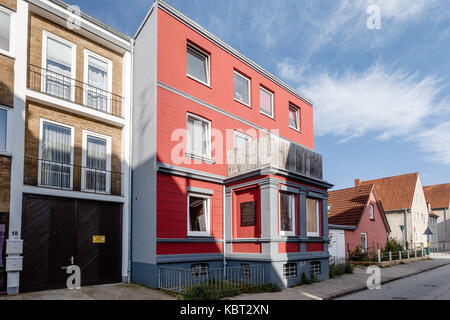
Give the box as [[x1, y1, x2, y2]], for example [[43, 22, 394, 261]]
[[93, 235, 106, 244]]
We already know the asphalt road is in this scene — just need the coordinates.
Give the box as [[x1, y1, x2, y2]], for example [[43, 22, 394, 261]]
[[338, 264, 450, 300]]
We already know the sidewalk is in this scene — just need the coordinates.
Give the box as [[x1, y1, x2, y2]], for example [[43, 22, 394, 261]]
[[231, 253, 450, 300]]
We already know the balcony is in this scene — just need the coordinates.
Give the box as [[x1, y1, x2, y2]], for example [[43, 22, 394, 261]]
[[227, 134, 323, 181], [24, 156, 123, 196], [27, 64, 124, 117]]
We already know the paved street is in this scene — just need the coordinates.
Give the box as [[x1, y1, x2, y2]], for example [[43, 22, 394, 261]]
[[338, 263, 450, 300]]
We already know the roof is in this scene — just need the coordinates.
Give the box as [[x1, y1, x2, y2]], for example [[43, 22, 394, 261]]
[[358, 173, 419, 211], [328, 184, 374, 226], [424, 183, 450, 209]]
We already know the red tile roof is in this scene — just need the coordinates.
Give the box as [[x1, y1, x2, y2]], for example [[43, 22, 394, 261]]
[[358, 173, 419, 211], [423, 183, 450, 209], [328, 184, 374, 226]]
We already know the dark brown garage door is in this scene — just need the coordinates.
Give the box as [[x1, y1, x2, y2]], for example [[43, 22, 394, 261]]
[[20, 194, 122, 293]]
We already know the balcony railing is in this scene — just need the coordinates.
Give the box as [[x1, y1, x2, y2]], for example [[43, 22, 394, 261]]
[[27, 64, 124, 117], [24, 156, 123, 196], [227, 134, 323, 180]]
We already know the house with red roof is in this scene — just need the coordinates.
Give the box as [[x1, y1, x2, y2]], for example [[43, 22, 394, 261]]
[[328, 184, 390, 257], [424, 183, 450, 249], [355, 172, 429, 249]]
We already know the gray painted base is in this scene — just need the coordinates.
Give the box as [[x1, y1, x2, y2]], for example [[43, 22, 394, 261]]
[[131, 262, 159, 289]]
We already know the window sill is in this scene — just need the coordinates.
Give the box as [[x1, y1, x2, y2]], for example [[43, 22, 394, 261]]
[[260, 111, 275, 120], [289, 126, 301, 133], [234, 98, 252, 109], [0, 150, 12, 157], [187, 234, 212, 238], [0, 50, 15, 60], [187, 74, 211, 89], [185, 152, 216, 164]]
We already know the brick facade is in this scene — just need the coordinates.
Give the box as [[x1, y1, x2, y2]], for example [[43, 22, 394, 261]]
[[24, 101, 123, 194], [0, 0, 16, 11], [0, 55, 14, 107], [27, 14, 124, 115], [0, 155, 11, 213]]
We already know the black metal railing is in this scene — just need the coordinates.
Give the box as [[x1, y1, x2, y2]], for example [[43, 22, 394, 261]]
[[28, 64, 124, 117], [24, 156, 123, 196]]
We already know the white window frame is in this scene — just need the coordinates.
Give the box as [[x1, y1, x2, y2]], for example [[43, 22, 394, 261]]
[[186, 113, 212, 159], [369, 204, 374, 220], [81, 130, 112, 194], [306, 198, 320, 237], [186, 43, 210, 87], [187, 193, 211, 237], [289, 104, 300, 131], [0, 105, 8, 151], [234, 130, 251, 149], [233, 70, 251, 107], [310, 261, 321, 276], [279, 191, 296, 237], [259, 86, 274, 118], [41, 30, 77, 102], [83, 49, 113, 113], [0, 5, 14, 57], [283, 263, 297, 279], [361, 232, 368, 253], [38, 118, 75, 190]]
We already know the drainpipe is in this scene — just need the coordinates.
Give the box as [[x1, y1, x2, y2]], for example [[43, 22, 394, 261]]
[[445, 208, 448, 251], [128, 38, 135, 283], [223, 185, 227, 275], [404, 209, 408, 248]]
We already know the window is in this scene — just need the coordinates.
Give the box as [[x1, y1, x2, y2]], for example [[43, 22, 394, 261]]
[[306, 198, 320, 236], [240, 201, 256, 227], [84, 51, 112, 112], [283, 263, 297, 279], [369, 204, 374, 220], [187, 43, 210, 85], [233, 71, 250, 106], [39, 120, 73, 189], [188, 194, 210, 236], [240, 264, 250, 281], [289, 104, 300, 131], [260, 86, 273, 117], [361, 233, 368, 253], [82, 131, 111, 193], [0, 108, 6, 150], [280, 192, 296, 236], [191, 263, 209, 280], [234, 131, 251, 149], [187, 114, 211, 159], [0, 8, 10, 53], [310, 261, 321, 276], [43, 32, 76, 101]]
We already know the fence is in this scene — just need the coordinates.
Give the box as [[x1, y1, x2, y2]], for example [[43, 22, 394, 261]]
[[159, 264, 265, 293], [430, 241, 450, 253], [329, 256, 348, 266], [346, 244, 427, 263]]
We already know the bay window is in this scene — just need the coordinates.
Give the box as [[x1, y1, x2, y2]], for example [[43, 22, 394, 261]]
[[306, 198, 320, 236], [188, 194, 210, 236], [39, 120, 73, 189], [187, 114, 211, 159], [280, 192, 296, 236]]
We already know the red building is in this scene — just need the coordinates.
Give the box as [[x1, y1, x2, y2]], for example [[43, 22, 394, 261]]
[[132, 1, 333, 288], [328, 184, 391, 257]]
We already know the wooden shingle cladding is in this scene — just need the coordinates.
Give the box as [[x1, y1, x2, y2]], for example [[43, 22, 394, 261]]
[[0, 55, 14, 107], [0, 0, 16, 11], [23, 101, 123, 193], [27, 13, 124, 115], [0, 155, 11, 212]]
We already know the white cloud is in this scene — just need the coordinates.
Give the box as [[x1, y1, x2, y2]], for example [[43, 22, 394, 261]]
[[298, 63, 450, 164]]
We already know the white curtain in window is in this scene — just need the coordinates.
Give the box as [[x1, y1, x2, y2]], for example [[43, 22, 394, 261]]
[[234, 73, 249, 104], [187, 116, 209, 157], [86, 136, 107, 192], [260, 88, 272, 116], [0, 10, 10, 52], [0, 109, 6, 150], [41, 122, 71, 188], [46, 37, 72, 99], [87, 56, 108, 111]]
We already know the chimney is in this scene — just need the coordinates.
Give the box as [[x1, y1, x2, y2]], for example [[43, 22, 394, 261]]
[[355, 179, 361, 187]]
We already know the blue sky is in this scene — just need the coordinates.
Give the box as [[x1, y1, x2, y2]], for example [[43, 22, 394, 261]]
[[69, 0, 450, 190]]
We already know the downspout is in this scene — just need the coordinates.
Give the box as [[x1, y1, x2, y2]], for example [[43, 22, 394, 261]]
[[404, 209, 408, 248], [128, 37, 135, 283], [223, 185, 227, 275]]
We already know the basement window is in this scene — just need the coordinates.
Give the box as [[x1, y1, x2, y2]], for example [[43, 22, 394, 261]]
[[310, 261, 321, 276], [191, 263, 209, 280], [283, 263, 297, 279]]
